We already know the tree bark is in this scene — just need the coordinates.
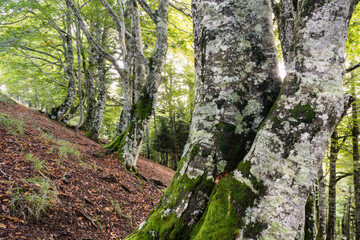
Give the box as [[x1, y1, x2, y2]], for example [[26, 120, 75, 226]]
[[86, 29, 108, 140], [316, 166, 326, 240], [126, 0, 357, 239], [346, 187, 352, 240], [352, 81, 360, 240], [326, 132, 339, 240], [48, 5, 76, 121], [305, 191, 316, 240], [104, 0, 169, 171]]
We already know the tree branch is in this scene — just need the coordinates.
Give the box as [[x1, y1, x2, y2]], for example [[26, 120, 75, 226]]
[[19, 49, 68, 88], [344, 62, 360, 73], [336, 172, 353, 183], [169, 2, 191, 18], [66, 0, 126, 79], [136, 0, 158, 23]]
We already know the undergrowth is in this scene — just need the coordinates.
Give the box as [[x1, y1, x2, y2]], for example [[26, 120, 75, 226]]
[[42, 132, 80, 162], [0, 113, 24, 135], [8, 178, 58, 222]]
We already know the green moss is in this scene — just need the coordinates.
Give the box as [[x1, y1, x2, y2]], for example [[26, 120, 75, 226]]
[[127, 172, 214, 240], [131, 88, 153, 121], [290, 103, 316, 123], [191, 171, 267, 240]]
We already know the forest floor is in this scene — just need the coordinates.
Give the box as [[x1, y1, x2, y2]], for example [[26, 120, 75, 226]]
[[0, 93, 175, 240]]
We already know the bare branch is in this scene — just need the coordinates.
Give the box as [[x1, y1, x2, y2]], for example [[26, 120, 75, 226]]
[[169, 2, 191, 18], [19, 49, 68, 88], [344, 62, 360, 73], [136, 0, 157, 23], [66, 0, 126, 79]]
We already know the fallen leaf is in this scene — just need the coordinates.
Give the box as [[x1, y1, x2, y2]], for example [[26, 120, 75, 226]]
[[0, 223, 6, 228]]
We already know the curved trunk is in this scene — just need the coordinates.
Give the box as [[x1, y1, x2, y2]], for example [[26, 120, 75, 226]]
[[104, 0, 169, 171], [126, 0, 355, 239], [126, 0, 281, 238], [48, 8, 76, 121]]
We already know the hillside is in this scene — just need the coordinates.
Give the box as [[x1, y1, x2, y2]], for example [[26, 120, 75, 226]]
[[0, 93, 175, 240]]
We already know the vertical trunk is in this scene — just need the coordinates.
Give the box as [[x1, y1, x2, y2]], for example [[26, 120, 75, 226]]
[[127, 0, 355, 239], [346, 187, 352, 240], [48, 6, 76, 121], [353, 87, 360, 240], [127, 0, 281, 238], [305, 191, 316, 240], [104, 0, 169, 171], [146, 126, 150, 159], [75, 19, 83, 129], [326, 132, 339, 240], [86, 53, 107, 140], [82, 47, 97, 131], [34, 86, 39, 109], [317, 166, 327, 240]]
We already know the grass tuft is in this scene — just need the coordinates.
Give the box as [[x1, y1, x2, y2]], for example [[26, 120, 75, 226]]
[[8, 178, 58, 221], [0, 113, 24, 135]]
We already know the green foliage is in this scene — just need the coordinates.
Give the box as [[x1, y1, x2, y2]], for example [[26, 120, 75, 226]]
[[8, 178, 58, 221]]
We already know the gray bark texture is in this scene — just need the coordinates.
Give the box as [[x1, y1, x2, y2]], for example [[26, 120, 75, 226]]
[[104, 0, 169, 171], [353, 92, 360, 240], [316, 166, 326, 240], [126, 0, 358, 239], [326, 132, 339, 240], [48, 6, 76, 121]]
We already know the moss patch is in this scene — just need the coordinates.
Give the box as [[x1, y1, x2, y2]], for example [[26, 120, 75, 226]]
[[290, 103, 316, 123]]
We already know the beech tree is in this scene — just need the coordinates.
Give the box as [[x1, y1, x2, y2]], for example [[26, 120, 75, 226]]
[[126, 0, 359, 239]]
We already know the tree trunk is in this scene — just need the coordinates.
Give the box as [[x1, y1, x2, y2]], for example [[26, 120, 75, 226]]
[[326, 132, 339, 240], [353, 84, 360, 240], [104, 0, 169, 171], [48, 6, 76, 121], [316, 166, 326, 240], [346, 187, 352, 240], [75, 18, 83, 129], [126, 0, 356, 239], [305, 191, 316, 240], [86, 45, 107, 140], [81, 47, 97, 131]]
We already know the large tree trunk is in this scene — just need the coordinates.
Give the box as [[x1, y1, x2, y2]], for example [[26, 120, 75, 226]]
[[126, 0, 357, 239], [326, 132, 339, 240]]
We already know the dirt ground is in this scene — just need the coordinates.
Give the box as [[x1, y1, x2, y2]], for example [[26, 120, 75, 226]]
[[0, 94, 175, 240]]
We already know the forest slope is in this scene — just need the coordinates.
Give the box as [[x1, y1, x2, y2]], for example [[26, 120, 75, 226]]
[[0, 92, 174, 240]]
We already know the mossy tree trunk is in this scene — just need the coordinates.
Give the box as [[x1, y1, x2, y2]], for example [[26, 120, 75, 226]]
[[48, 5, 76, 121], [126, 0, 358, 239], [104, 0, 169, 171]]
